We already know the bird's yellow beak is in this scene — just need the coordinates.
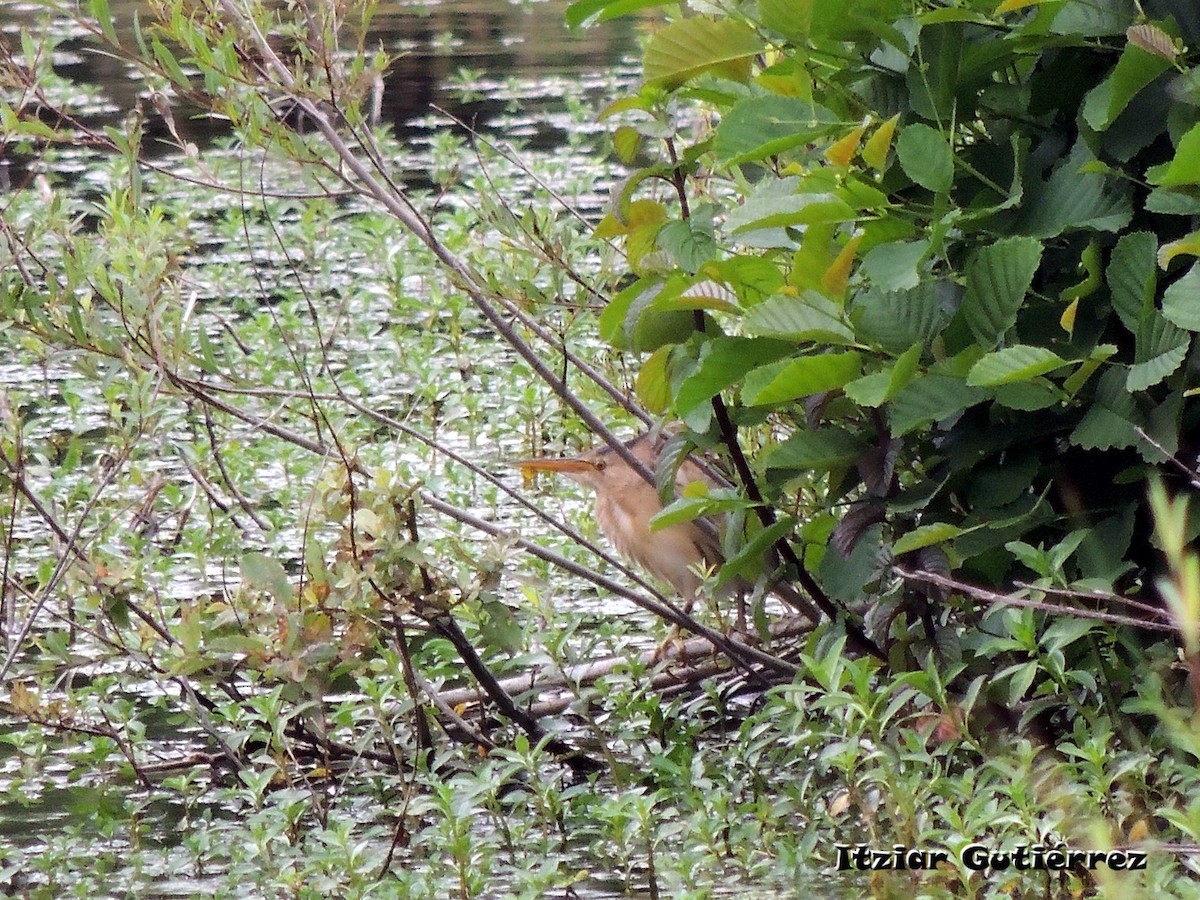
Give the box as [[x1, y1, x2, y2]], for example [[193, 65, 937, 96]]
[[513, 456, 596, 478]]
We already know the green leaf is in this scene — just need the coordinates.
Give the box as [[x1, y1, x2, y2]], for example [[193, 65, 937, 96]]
[[674, 337, 792, 414], [743, 351, 863, 405], [612, 125, 642, 164], [1070, 367, 1141, 450], [758, 0, 812, 41], [1148, 122, 1200, 188], [907, 22, 962, 123], [1161, 264, 1200, 331], [889, 375, 987, 436], [992, 380, 1063, 410], [1014, 145, 1132, 238], [966, 345, 1070, 387], [726, 191, 857, 235], [657, 218, 718, 273], [151, 38, 189, 87], [240, 553, 292, 605], [860, 239, 929, 291], [893, 522, 962, 555], [1051, 0, 1135, 37], [700, 256, 786, 305], [1063, 343, 1117, 396], [1128, 312, 1189, 391], [599, 277, 699, 351], [713, 96, 836, 164], [762, 427, 867, 470], [743, 291, 855, 343], [853, 282, 951, 351], [566, 0, 672, 27], [896, 123, 954, 193], [643, 18, 762, 89], [652, 491, 748, 530], [90, 0, 118, 44], [1106, 231, 1157, 330], [1082, 45, 1171, 132], [845, 343, 922, 406], [961, 236, 1043, 347], [635, 345, 672, 413], [843, 372, 891, 407], [717, 516, 796, 588]]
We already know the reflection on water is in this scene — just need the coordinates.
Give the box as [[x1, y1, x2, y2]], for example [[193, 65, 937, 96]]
[[0, 0, 640, 146]]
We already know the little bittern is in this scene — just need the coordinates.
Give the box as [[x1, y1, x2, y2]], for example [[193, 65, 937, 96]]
[[518, 434, 731, 610]]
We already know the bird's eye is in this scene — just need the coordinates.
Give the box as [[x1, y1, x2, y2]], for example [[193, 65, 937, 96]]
[[594, 459, 606, 471]]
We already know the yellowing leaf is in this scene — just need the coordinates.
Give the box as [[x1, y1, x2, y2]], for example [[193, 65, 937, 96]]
[[821, 233, 863, 298], [824, 122, 867, 168], [624, 199, 668, 229], [1157, 231, 1200, 268], [1060, 298, 1079, 336], [862, 114, 900, 171]]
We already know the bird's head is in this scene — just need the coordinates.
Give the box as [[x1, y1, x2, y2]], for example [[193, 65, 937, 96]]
[[515, 435, 659, 494]]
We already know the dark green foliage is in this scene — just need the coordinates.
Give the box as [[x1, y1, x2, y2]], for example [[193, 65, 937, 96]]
[[580, 0, 1200, 725]]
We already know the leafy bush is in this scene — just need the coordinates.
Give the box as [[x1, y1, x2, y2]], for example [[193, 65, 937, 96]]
[[581, 0, 1200, 719]]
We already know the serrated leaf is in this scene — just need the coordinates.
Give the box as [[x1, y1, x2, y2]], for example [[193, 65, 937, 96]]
[[726, 191, 857, 235], [762, 427, 867, 470], [896, 123, 954, 193], [889, 375, 987, 436], [1107, 231, 1157, 330], [1082, 45, 1171, 131], [713, 96, 837, 164], [1162, 264, 1200, 331], [656, 219, 718, 274], [1070, 366, 1141, 450], [675, 337, 792, 414], [1148, 122, 1200, 188], [699, 255, 786, 305], [1126, 23, 1177, 59], [853, 282, 952, 350], [743, 351, 862, 405], [643, 18, 761, 89], [1014, 144, 1132, 238], [966, 345, 1070, 387], [758, 0, 812, 41], [1051, 0, 1131, 37], [893, 522, 962, 555], [1128, 313, 1189, 391], [743, 291, 855, 343], [962, 236, 1043, 347], [844, 372, 891, 406]]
